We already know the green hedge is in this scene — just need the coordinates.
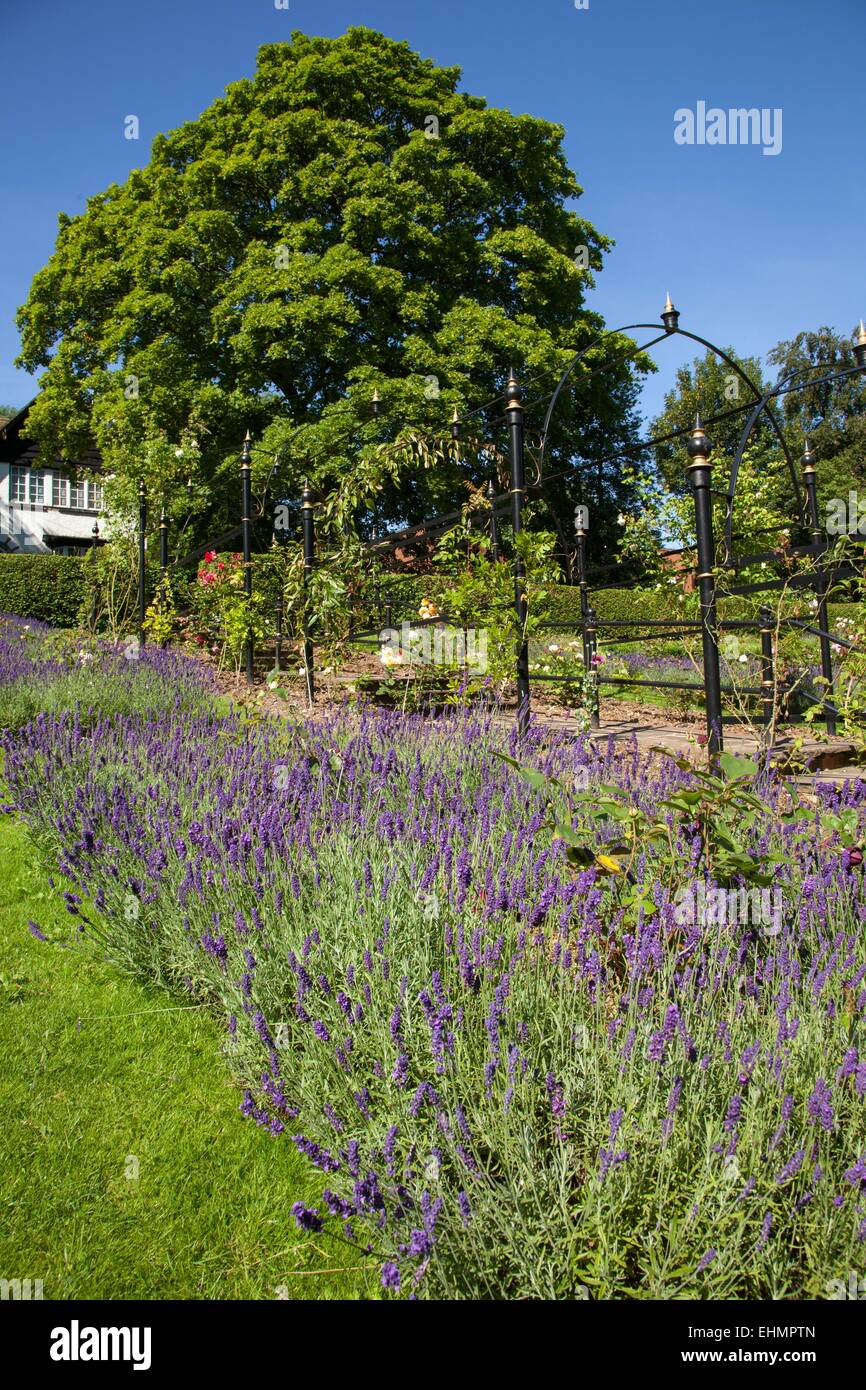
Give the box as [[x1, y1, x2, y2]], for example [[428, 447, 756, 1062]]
[[0, 554, 88, 626], [360, 573, 863, 642], [361, 576, 695, 634]]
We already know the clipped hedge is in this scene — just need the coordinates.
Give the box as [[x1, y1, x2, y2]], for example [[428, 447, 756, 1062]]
[[0, 554, 88, 627], [360, 575, 691, 635], [358, 571, 864, 645]]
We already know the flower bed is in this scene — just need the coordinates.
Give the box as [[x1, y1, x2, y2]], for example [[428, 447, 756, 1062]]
[[4, 665, 866, 1298], [0, 613, 215, 729]]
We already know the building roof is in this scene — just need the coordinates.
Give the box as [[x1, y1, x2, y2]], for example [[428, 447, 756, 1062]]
[[0, 400, 103, 471]]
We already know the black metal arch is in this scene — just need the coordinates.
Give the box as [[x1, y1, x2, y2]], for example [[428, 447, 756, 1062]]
[[724, 359, 865, 560], [537, 319, 804, 547]]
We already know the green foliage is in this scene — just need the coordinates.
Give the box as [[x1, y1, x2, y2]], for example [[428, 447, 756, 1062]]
[[429, 501, 562, 681], [16, 27, 647, 544], [768, 326, 866, 444], [807, 590, 866, 759], [500, 747, 860, 934], [614, 445, 795, 590], [650, 347, 772, 493], [767, 325, 866, 514], [143, 572, 180, 646], [189, 551, 266, 674], [81, 535, 141, 638], [0, 554, 87, 626]]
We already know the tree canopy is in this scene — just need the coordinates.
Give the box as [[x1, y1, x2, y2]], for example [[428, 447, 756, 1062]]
[[649, 347, 772, 496], [648, 329, 866, 530], [766, 325, 866, 511], [16, 26, 648, 558]]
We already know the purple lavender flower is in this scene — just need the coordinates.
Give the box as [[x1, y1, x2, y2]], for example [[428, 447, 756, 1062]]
[[407, 1228, 433, 1258], [844, 1155, 866, 1190], [723, 1095, 742, 1133], [807, 1077, 834, 1131], [291, 1202, 324, 1233], [598, 1148, 629, 1181], [775, 1149, 805, 1184]]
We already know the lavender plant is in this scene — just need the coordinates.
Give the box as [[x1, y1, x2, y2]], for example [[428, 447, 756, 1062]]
[[2, 626, 865, 1298], [0, 614, 215, 729]]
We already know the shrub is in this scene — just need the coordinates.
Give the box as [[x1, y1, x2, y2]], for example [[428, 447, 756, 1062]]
[[0, 554, 87, 626]]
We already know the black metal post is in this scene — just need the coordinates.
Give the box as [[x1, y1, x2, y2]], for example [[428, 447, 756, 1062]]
[[488, 479, 500, 562], [275, 596, 283, 674], [801, 441, 836, 734], [241, 431, 254, 685], [574, 509, 591, 663], [301, 480, 315, 705], [507, 369, 530, 739], [575, 512, 597, 726], [138, 481, 147, 648], [759, 605, 775, 733], [159, 505, 168, 585], [371, 524, 382, 627], [685, 415, 724, 755], [89, 521, 100, 632], [585, 604, 600, 730], [159, 503, 169, 648]]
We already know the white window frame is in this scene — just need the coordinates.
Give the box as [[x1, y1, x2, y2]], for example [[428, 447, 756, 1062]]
[[10, 465, 27, 504]]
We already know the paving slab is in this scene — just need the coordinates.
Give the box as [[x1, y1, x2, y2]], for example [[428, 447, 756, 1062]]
[[537, 713, 862, 778]]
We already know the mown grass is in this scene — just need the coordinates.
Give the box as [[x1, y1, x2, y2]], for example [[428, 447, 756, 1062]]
[[0, 811, 375, 1300]]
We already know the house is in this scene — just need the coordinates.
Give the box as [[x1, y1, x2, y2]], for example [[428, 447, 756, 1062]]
[[0, 402, 105, 554]]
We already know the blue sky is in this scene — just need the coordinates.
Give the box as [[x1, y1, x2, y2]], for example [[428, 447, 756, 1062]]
[[1, 0, 862, 426]]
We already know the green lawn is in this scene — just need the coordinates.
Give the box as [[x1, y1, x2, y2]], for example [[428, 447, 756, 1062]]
[[0, 812, 374, 1300]]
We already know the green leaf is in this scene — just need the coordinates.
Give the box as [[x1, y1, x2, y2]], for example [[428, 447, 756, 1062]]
[[718, 752, 757, 782]]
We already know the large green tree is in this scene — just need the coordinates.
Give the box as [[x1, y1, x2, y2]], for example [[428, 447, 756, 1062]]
[[766, 325, 866, 512], [650, 347, 773, 494], [16, 27, 646, 558]]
